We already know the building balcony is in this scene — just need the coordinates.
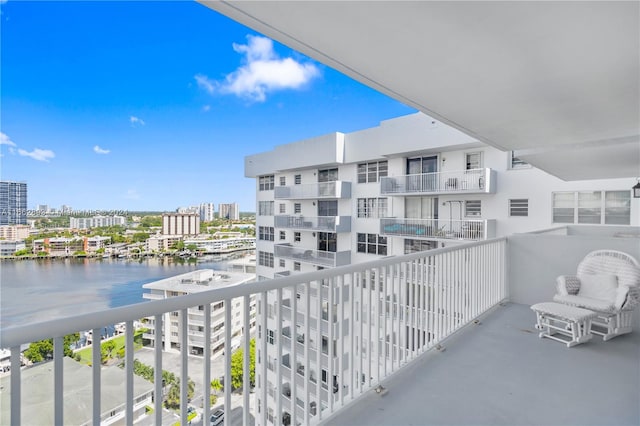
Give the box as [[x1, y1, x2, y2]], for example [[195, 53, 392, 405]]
[[380, 218, 497, 240], [275, 215, 351, 232], [380, 168, 496, 195], [274, 181, 351, 199], [1, 226, 638, 426], [274, 243, 351, 267]]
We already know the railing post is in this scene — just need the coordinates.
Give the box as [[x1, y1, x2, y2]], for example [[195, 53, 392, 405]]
[[153, 315, 163, 426], [54, 336, 64, 425], [92, 327, 101, 425], [10, 346, 21, 425], [125, 321, 134, 426]]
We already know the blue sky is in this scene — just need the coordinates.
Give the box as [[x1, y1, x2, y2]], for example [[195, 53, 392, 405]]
[[0, 1, 415, 213]]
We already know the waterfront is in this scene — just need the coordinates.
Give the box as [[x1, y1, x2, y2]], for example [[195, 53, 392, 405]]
[[0, 252, 254, 328]]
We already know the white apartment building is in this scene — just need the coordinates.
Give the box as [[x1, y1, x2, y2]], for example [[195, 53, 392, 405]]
[[161, 212, 200, 236], [69, 215, 126, 229], [183, 236, 256, 253], [146, 235, 183, 252], [142, 269, 257, 357], [219, 202, 240, 221], [245, 112, 638, 425], [200, 202, 216, 222], [0, 240, 26, 256]]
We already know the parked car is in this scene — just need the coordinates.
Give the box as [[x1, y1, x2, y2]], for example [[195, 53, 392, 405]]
[[210, 408, 224, 426]]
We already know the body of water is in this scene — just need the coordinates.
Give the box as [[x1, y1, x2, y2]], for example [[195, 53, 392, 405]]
[[0, 252, 253, 328]]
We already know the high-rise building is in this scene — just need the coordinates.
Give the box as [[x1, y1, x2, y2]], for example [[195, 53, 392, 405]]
[[0, 181, 27, 225], [70, 215, 126, 229], [219, 202, 240, 221], [161, 213, 200, 236], [245, 112, 638, 425], [200, 202, 216, 222]]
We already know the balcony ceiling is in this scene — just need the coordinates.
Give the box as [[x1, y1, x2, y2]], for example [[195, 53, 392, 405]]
[[199, 1, 639, 180]]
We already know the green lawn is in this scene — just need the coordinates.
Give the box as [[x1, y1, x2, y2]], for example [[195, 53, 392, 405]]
[[75, 327, 148, 365]]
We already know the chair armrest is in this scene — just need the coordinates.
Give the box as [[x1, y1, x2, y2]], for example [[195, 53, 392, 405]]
[[557, 275, 581, 296], [614, 286, 630, 311]]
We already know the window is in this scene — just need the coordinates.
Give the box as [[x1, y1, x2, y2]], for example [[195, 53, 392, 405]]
[[357, 233, 387, 255], [509, 151, 529, 169], [509, 199, 529, 217], [605, 191, 631, 224], [259, 175, 274, 191], [294, 262, 301, 271], [279, 176, 286, 186], [465, 200, 482, 217], [465, 152, 483, 170], [279, 259, 285, 267], [552, 191, 630, 225], [267, 329, 275, 344], [279, 231, 286, 240], [294, 203, 301, 214], [357, 198, 388, 218], [318, 200, 338, 216], [258, 226, 274, 241], [357, 160, 388, 183], [317, 232, 337, 252], [258, 201, 274, 216], [404, 239, 438, 254], [258, 251, 274, 268], [318, 168, 338, 182], [294, 174, 301, 185], [294, 232, 301, 242], [279, 203, 286, 214]]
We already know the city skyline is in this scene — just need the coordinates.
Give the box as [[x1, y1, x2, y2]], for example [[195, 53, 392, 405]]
[[0, 1, 414, 212]]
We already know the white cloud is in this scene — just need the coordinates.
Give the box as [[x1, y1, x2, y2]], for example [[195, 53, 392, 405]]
[[93, 145, 110, 154], [17, 148, 55, 162], [0, 132, 17, 147], [125, 189, 140, 200], [129, 116, 145, 126], [196, 35, 320, 102], [202, 104, 211, 112]]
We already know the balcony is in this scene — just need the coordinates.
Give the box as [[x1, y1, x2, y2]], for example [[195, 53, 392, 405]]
[[274, 181, 351, 199], [380, 218, 497, 240], [274, 243, 351, 267], [380, 168, 496, 195], [1, 228, 638, 426], [275, 215, 351, 232]]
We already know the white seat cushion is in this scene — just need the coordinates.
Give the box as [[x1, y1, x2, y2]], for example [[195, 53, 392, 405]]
[[553, 294, 616, 313], [577, 273, 618, 303]]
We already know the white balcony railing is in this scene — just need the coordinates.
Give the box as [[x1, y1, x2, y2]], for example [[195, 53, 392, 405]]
[[0, 238, 506, 426], [380, 168, 495, 195], [275, 215, 351, 232], [274, 181, 351, 199], [381, 218, 496, 240], [274, 243, 352, 267]]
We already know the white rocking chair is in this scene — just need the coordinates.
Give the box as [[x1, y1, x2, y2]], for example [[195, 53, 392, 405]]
[[554, 250, 640, 341]]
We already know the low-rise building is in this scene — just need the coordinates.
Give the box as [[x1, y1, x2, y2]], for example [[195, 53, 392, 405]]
[[69, 215, 126, 229], [146, 235, 183, 252], [0, 240, 26, 256], [142, 269, 257, 357], [0, 225, 30, 241]]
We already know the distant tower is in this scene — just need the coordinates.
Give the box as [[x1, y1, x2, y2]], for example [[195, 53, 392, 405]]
[[218, 202, 239, 221], [161, 213, 200, 236], [0, 181, 28, 225], [199, 202, 216, 222]]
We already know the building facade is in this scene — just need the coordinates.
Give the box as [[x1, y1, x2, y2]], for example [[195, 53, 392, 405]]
[[219, 202, 240, 221], [200, 202, 216, 222], [69, 215, 126, 229], [0, 224, 30, 241], [161, 213, 200, 236], [0, 181, 27, 225], [245, 112, 638, 425], [142, 269, 257, 357]]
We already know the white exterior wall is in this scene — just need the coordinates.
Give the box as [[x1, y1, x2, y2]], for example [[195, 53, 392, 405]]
[[247, 111, 639, 425]]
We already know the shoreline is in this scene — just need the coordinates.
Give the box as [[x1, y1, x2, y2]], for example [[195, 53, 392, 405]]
[[0, 247, 256, 262]]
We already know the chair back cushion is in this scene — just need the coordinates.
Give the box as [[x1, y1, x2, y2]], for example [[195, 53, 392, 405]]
[[577, 273, 618, 303]]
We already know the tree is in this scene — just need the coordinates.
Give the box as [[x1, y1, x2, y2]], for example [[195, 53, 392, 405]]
[[211, 378, 223, 394], [23, 333, 79, 362], [14, 248, 31, 256], [101, 340, 116, 364], [186, 244, 198, 252], [164, 377, 195, 409], [132, 232, 150, 243], [230, 339, 256, 390], [171, 241, 185, 251]]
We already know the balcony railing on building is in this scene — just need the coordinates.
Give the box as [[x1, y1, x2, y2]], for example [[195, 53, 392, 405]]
[[275, 215, 351, 232], [380, 218, 496, 240], [380, 168, 496, 195], [1, 238, 506, 426], [274, 181, 351, 199], [274, 243, 352, 267]]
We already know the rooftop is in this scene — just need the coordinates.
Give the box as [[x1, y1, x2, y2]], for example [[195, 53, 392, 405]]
[[326, 302, 640, 426]]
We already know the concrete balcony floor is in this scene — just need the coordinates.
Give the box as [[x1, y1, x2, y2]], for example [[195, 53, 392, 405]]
[[326, 303, 640, 426]]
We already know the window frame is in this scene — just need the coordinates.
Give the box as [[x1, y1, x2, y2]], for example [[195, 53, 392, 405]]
[[509, 199, 529, 217]]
